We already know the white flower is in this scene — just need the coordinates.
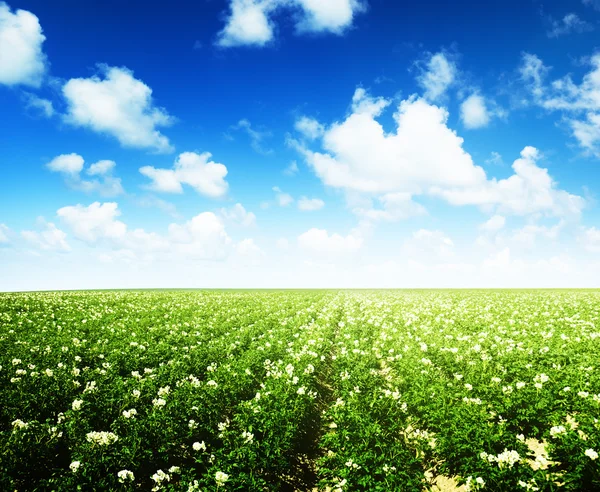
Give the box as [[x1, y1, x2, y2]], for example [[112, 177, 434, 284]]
[[117, 469, 134, 482], [70, 461, 81, 472], [188, 419, 198, 430], [157, 386, 170, 397], [207, 380, 218, 387], [168, 466, 181, 474], [242, 430, 254, 444], [585, 448, 598, 460], [132, 389, 141, 398], [215, 471, 229, 487], [45, 369, 54, 377], [72, 399, 83, 411], [550, 425, 567, 437], [85, 431, 118, 446], [465, 383, 473, 391], [12, 358, 22, 365], [152, 469, 170, 484], [192, 441, 206, 451], [578, 391, 589, 398], [122, 408, 137, 419], [297, 386, 306, 395], [153, 398, 166, 407], [12, 419, 28, 430]]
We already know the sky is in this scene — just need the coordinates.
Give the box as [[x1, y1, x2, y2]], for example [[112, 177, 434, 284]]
[[1, 0, 600, 290]]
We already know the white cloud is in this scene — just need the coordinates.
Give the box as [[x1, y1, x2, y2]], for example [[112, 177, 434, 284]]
[[216, 0, 366, 47], [46, 154, 124, 197], [0, 223, 11, 243], [272, 186, 294, 206], [22, 92, 54, 117], [298, 227, 362, 254], [220, 203, 256, 226], [55, 201, 233, 261], [433, 147, 584, 217], [57, 202, 127, 243], [294, 88, 583, 219], [293, 0, 366, 33], [87, 160, 115, 176], [520, 52, 600, 155], [547, 13, 592, 38], [47, 153, 84, 175], [0, 2, 46, 87], [479, 215, 506, 232], [21, 220, 70, 252], [296, 89, 486, 194], [295, 116, 325, 140], [460, 93, 491, 129], [216, 0, 276, 47], [298, 196, 324, 211], [416, 52, 457, 101], [63, 66, 174, 153], [580, 226, 600, 252], [140, 151, 229, 198]]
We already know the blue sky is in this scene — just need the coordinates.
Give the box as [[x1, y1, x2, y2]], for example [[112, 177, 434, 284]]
[[1, 0, 600, 290]]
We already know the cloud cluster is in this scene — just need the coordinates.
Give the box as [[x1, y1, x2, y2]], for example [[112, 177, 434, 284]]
[[63, 66, 174, 153], [217, 0, 366, 47], [0, 2, 47, 87], [294, 88, 583, 219], [140, 152, 229, 198], [46, 153, 124, 196], [55, 202, 248, 262]]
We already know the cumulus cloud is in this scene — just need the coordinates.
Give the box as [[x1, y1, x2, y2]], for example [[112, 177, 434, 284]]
[[433, 147, 584, 217], [298, 197, 324, 211], [63, 66, 174, 153], [216, 0, 366, 47], [298, 227, 362, 254], [415, 52, 457, 101], [46, 154, 124, 196], [220, 203, 257, 226], [140, 151, 229, 198], [0, 2, 47, 87], [520, 52, 600, 156], [293, 88, 583, 219], [57, 202, 126, 243], [21, 220, 70, 252], [56, 202, 236, 261]]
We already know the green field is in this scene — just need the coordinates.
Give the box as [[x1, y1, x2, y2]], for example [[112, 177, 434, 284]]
[[1, 290, 599, 491]]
